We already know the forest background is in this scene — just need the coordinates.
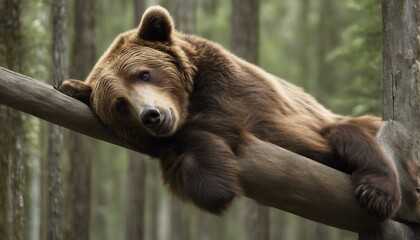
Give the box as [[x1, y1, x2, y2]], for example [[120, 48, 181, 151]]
[[0, 0, 382, 239]]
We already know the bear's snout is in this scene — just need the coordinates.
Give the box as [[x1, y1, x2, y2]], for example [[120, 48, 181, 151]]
[[140, 104, 173, 136]]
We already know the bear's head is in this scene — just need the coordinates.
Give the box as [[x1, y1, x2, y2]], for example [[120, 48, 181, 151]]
[[60, 6, 196, 150]]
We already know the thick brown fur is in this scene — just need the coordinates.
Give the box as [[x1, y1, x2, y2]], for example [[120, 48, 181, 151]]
[[60, 6, 401, 218]]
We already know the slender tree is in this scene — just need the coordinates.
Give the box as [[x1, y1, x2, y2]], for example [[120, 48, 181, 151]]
[[0, 0, 25, 239], [315, 0, 340, 101], [47, 0, 67, 239], [296, 0, 310, 89], [64, 0, 95, 239], [165, 2, 198, 240], [126, 151, 147, 240], [174, 0, 196, 34], [231, 0, 259, 63], [358, 0, 420, 238], [125, 2, 147, 239], [230, 1, 270, 239], [146, 161, 160, 240]]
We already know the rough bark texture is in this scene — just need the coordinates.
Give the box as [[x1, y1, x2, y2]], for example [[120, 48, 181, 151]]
[[382, 0, 420, 224], [358, 0, 420, 239], [0, 0, 25, 239], [64, 0, 95, 239], [47, 0, 66, 239]]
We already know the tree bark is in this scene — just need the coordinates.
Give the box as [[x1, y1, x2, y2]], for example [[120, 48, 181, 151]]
[[0, 0, 25, 239], [47, 0, 67, 239], [64, 0, 95, 239], [357, 0, 420, 239]]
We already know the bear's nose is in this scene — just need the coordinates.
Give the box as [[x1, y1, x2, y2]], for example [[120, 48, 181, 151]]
[[140, 104, 161, 129]]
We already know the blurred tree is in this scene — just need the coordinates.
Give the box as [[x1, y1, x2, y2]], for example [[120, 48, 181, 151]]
[[230, 1, 270, 239], [125, 2, 147, 239], [0, 0, 26, 239], [64, 0, 95, 239], [174, 0, 196, 34], [125, 151, 147, 240], [231, 0, 259, 63], [47, 0, 67, 239], [167, 1, 198, 240], [201, 0, 218, 14], [296, 0, 310, 89], [315, 0, 340, 101], [330, 0, 382, 116]]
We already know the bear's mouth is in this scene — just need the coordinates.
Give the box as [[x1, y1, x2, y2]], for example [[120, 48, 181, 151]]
[[139, 105, 175, 136], [156, 108, 174, 136]]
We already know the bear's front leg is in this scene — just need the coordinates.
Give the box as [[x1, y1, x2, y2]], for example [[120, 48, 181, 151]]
[[160, 130, 242, 215]]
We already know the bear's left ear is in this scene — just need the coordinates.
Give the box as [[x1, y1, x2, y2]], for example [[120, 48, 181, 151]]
[[137, 6, 174, 43]]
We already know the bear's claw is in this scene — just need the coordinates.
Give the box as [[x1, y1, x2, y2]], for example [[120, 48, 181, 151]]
[[355, 178, 401, 220]]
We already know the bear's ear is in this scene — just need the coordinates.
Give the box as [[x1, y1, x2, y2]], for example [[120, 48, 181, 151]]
[[137, 6, 174, 43], [59, 79, 92, 105]]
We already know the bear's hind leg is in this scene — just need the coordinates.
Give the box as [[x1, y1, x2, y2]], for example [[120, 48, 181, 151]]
[[322, 121, 401, 219]]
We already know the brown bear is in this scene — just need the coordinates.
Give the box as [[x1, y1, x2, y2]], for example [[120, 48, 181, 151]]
[[60, 6, 400, 219]]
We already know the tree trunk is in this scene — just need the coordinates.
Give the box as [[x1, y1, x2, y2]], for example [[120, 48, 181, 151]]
[[124, 3, 147, 240], [47, 0, 67, 239], [64, 0, 95, 239], [315, 0, 338, 100], [174, 0, 196, 34], [134, 0, 145, 25], [359, 0, 420, 239], [297, 0, 310, 89], [170, 198, 192, 240], [169, 2, 197, 240], [231, 0, 259, 64], [146, 161, 159, 240], [125, 152, 146, 240], [0, 0, 25, 239], [231, 1, 269, 239]]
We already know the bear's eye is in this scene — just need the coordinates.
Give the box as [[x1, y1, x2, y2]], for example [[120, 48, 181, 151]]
[[137, 71, 150, 81]]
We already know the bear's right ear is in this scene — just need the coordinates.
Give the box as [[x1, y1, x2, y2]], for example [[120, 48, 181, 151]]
[[59, 79, 92, 105], [137, 6, 174, 43]]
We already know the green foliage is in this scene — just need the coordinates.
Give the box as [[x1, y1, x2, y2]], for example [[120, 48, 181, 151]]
[[21, 0, 51, 81], [329, 0, 382, 116]]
